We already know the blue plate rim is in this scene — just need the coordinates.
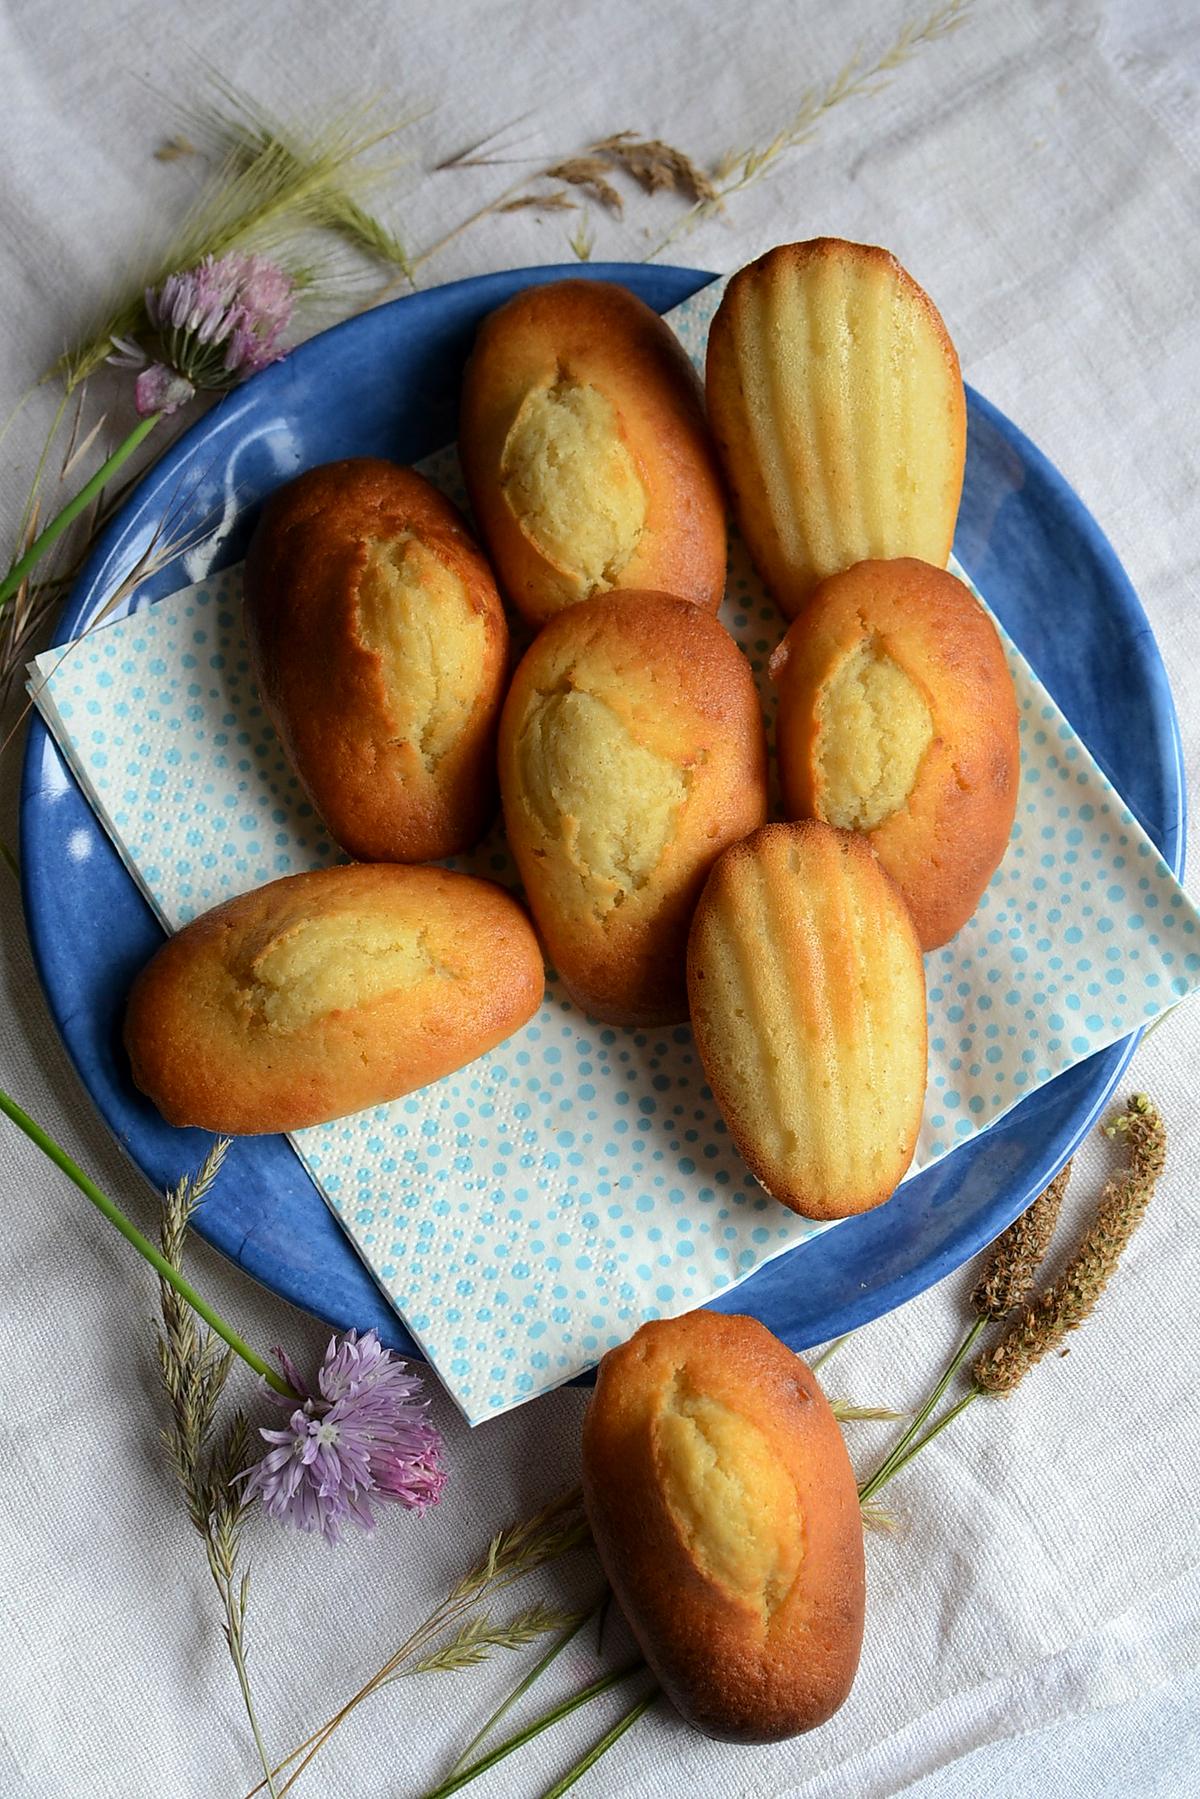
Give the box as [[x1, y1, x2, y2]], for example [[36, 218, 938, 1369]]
[[18, 260, 1187, 1369]]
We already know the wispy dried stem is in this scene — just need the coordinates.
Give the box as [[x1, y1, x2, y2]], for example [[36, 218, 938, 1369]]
[[1, 391, 106, 714], [647, 0, 972, 259], [407, 1602, 586, 1676], [829, 1399, 908, 1423], [415, 127, 715, 278], [383, 0, 970, 294], [249, 1486, 592, 1796], [156, 1139, 280, 1797], [450, 1486, 591, 1605], [155, 134, 199, 162], [495, 191, 577, 215], [6, 465, 225, 760], [859, 1495, 902, 1533]]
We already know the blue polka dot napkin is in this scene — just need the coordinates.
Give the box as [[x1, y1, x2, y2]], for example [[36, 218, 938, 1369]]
[[30, 285, 1200, 1422]]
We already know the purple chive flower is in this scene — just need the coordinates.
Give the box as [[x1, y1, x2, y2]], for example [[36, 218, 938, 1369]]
[[240, 1330, 447, 1546], [111, 251, 296, 418]]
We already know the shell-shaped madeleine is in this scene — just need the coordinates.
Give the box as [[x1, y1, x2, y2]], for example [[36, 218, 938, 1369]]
[[706, 239, 966, 618], [499, 592, 767, 1026], [771, 558, 1019, 948], [687, 822, 926, 1218], [582, 1310, 865, 1742], [125, 864, 544, 1134]]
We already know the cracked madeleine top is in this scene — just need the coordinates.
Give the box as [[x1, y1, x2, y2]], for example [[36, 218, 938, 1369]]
[[582, 1309, 865, 1743], [244, 458, 509, 864], [461, 280, 727, 626], [125, 863, 544, 1135], [499, 592, 767, 1027], [771, 557, 1019, 949]]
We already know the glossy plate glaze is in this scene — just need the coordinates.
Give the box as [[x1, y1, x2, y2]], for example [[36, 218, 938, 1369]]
[[20, 264, 1186, 1366]]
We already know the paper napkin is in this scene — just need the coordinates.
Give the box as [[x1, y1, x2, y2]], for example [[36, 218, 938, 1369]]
[[30, 286, 1200, 1422]]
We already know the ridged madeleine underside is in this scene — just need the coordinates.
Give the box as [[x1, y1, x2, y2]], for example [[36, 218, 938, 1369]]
[[706, 238, 966, 617], [687, 822, 926, 1218]]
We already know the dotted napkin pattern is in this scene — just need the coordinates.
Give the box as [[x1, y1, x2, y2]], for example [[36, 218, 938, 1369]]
[[31, 285, 1200, 1422]]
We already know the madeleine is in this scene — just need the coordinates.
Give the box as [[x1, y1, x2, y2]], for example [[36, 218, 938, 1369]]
[[771, 558, 1019, 948], [583, 1309, 866, 1742], [688, 822, 926, 1218], [125, 864, 544, 1134], [244, 458, 508, 863], [461, 279, 727, 625], [706, 238, 965, 616], [499, 592, 766, 1025]]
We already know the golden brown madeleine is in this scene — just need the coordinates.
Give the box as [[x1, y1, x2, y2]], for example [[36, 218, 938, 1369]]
[[688, 822, 926, 1218], [706, 239, 966, 617], [771, 559, 1019, 949], [459, 279, 727, 626], [244, 459, 508, 863], [498, 592, 767, 1026], [125, 864, 544, 1134], [582, 1309, 865, 1743]]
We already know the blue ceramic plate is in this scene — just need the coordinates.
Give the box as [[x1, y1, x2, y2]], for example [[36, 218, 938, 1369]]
[[20, 264, 1186, 1365]]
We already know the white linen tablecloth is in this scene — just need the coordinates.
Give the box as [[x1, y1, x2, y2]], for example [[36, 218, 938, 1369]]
[[2, 2, 1198, 1793]]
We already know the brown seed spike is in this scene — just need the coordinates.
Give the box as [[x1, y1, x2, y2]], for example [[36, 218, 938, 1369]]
[[971, 1162, 1071, 1321], [973, 1098, 1166, 1395]]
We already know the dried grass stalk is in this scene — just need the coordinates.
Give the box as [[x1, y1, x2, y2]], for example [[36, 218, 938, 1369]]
[[592, 132, 718, 201], [495, 191, 577, 214], [251, 1485, 592, 1795], [649, 0, 972, 257], [859, 1495, 902, 1533], [546, 158, 624, 214], [972, 1162, 1071, 1321], [974, 1097, 1166, 1395], [407, 1602, 586, 1676]]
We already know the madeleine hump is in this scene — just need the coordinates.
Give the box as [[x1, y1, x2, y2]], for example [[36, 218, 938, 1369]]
[[706, 238, 966, 617], [771, 557, 1019, 948], [125, 864, 544, 1134], [687, 822, 927, 1218], [244, 458, 509, 863], [582, 1309, 866, 1742], [460, 279, 727, 626], [499, 591, 767, 1026]]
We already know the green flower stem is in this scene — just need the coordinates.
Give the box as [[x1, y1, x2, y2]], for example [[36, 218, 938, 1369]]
[[857, 1315, 986, 1503], [0, 1086, 295, 1399], [420, 1662, 647, 1799], [446, 1600, 604, 1778], [540, 1689, 660, 1799], [0, 412, 161, 610], [809, 1333, 850, 1373], [864, 1390, 980, 1495]]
